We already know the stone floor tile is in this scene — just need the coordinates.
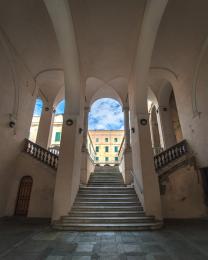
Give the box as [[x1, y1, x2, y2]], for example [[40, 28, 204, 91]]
[[75, 242, 95, 252], [122, 244, 142, 253], [100, 242, 118, 254], [32, 231, 58, 241]]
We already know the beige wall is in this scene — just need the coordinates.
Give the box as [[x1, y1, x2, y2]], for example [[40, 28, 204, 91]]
[[5, 153, 56, 218], [0, 41, 37, 217], [161, 165, 207, 219]]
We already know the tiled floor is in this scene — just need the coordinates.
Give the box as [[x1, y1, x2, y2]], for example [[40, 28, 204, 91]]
[[0, 221, 208, 259]]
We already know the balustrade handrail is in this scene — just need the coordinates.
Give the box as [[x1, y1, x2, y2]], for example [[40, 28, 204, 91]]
[[118, 137, 125, 157], [24, 139, 58, 169], [130, 170, 143, 195], [154, 140, 188, 171], [87, 132, 96, 155]]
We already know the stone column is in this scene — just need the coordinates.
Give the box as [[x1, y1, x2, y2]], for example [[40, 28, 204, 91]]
[[36, 105, 54, 149], [123, 107, 133, 184], [157, 106, 176, 149], [132, 113, 162, 219], [52, 114, 82, 221], [81, 107, 91, 184]]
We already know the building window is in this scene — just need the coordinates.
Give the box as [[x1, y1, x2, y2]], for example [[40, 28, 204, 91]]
[[96, 146, 99, 152], [105, 138, 108, 142], [105, 146, 109, 152], [114, 138, 118, 142], [114, 146, 118, 152], [115, 157, 118, 161], [105, 157, 109, 161], [96, 138, 99, 142], [55, 132, 61, 142], [96, 157, 99, 161]]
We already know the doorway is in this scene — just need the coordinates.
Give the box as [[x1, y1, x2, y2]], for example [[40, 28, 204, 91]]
[[15, 176, 33, 216]]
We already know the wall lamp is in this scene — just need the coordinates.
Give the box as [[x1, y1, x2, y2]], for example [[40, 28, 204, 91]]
[[9, 121, 16, 128]]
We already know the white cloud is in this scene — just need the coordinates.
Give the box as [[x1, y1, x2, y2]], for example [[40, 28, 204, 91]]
[[88, 98, 124, 130]]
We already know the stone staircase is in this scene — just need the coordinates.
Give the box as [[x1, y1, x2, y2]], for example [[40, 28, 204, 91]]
[[53, 167, 163, 231]]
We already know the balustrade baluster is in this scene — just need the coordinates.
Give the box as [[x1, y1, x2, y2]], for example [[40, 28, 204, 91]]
[[154, 140, 188, 172]]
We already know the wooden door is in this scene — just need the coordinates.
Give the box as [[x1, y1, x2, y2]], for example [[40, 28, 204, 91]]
[[15, 176, 33, 216]]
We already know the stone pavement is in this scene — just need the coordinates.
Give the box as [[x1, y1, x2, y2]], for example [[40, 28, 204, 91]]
[[0, 221, 208, 259]]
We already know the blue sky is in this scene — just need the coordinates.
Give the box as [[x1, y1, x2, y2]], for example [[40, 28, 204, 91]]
[[33, 99, 65, 116], [55, 100, 65, 114], [33, 98, 43, 116], [33, 98, 124, 130], [88, 98, 124, 130]]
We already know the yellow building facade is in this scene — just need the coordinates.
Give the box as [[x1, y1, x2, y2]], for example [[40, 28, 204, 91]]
[[89, 130, 124, 164]]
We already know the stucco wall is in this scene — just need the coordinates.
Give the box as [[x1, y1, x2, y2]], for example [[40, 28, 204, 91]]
[[161, 165, 207, 219], [0, 40, 37, 216], [5, 153, 56, 218]]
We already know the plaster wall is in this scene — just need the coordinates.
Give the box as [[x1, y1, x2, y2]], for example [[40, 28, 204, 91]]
[[5, 153, 56, 218], [0, 41, 37, 216], [161, 165, 207, 219]]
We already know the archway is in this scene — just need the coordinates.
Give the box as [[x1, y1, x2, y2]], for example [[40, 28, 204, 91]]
[[48, 99, 65, 153], [149, 105, 162, 155], [29, 98, 43, 142], [15, 176, 33, 216], [158, 82, 183, 148], [169, 91, 183, 143], [88, 98, 124, 166]]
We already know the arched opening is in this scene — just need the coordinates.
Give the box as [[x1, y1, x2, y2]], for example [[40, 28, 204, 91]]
[[88, 98, 124, 166], [156, 82, 183, 149], [29, 98, 43, 142], [169, 91, 183, 143], [149, 105, 162, 155], [15, 176, 33, 216], [48, 99, 65, 153]]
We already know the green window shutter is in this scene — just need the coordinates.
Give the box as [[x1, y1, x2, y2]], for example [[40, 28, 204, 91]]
[[115, 157, 118, 161], [55, 132, 61, 142], [114, 146, 118, 152], [96, 146, 99, 152], [105, 146, 109, 152], [105, 157, 109, 161]]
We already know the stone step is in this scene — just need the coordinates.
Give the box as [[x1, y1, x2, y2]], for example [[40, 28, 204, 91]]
[[77, 193, 137, 197], [80, 186, 134, 190], [75, 198, 140, 202], [88, 179, 123, 182], [73, 201, 140, 207], [71, 206, 144, 211], [87, 184, 125, 187], [53, 222, 163, 231], [68, 211, 146, 217], [79, 190, 135, 194], [60, 216, 155, 224], [87, 182, 124, 185]]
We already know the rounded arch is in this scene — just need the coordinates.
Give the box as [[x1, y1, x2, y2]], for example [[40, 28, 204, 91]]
[[29, 98, 44, 142], [85, 77, 124, 108], [90, 86, 123, 108], [48, 99, 65, 149]]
